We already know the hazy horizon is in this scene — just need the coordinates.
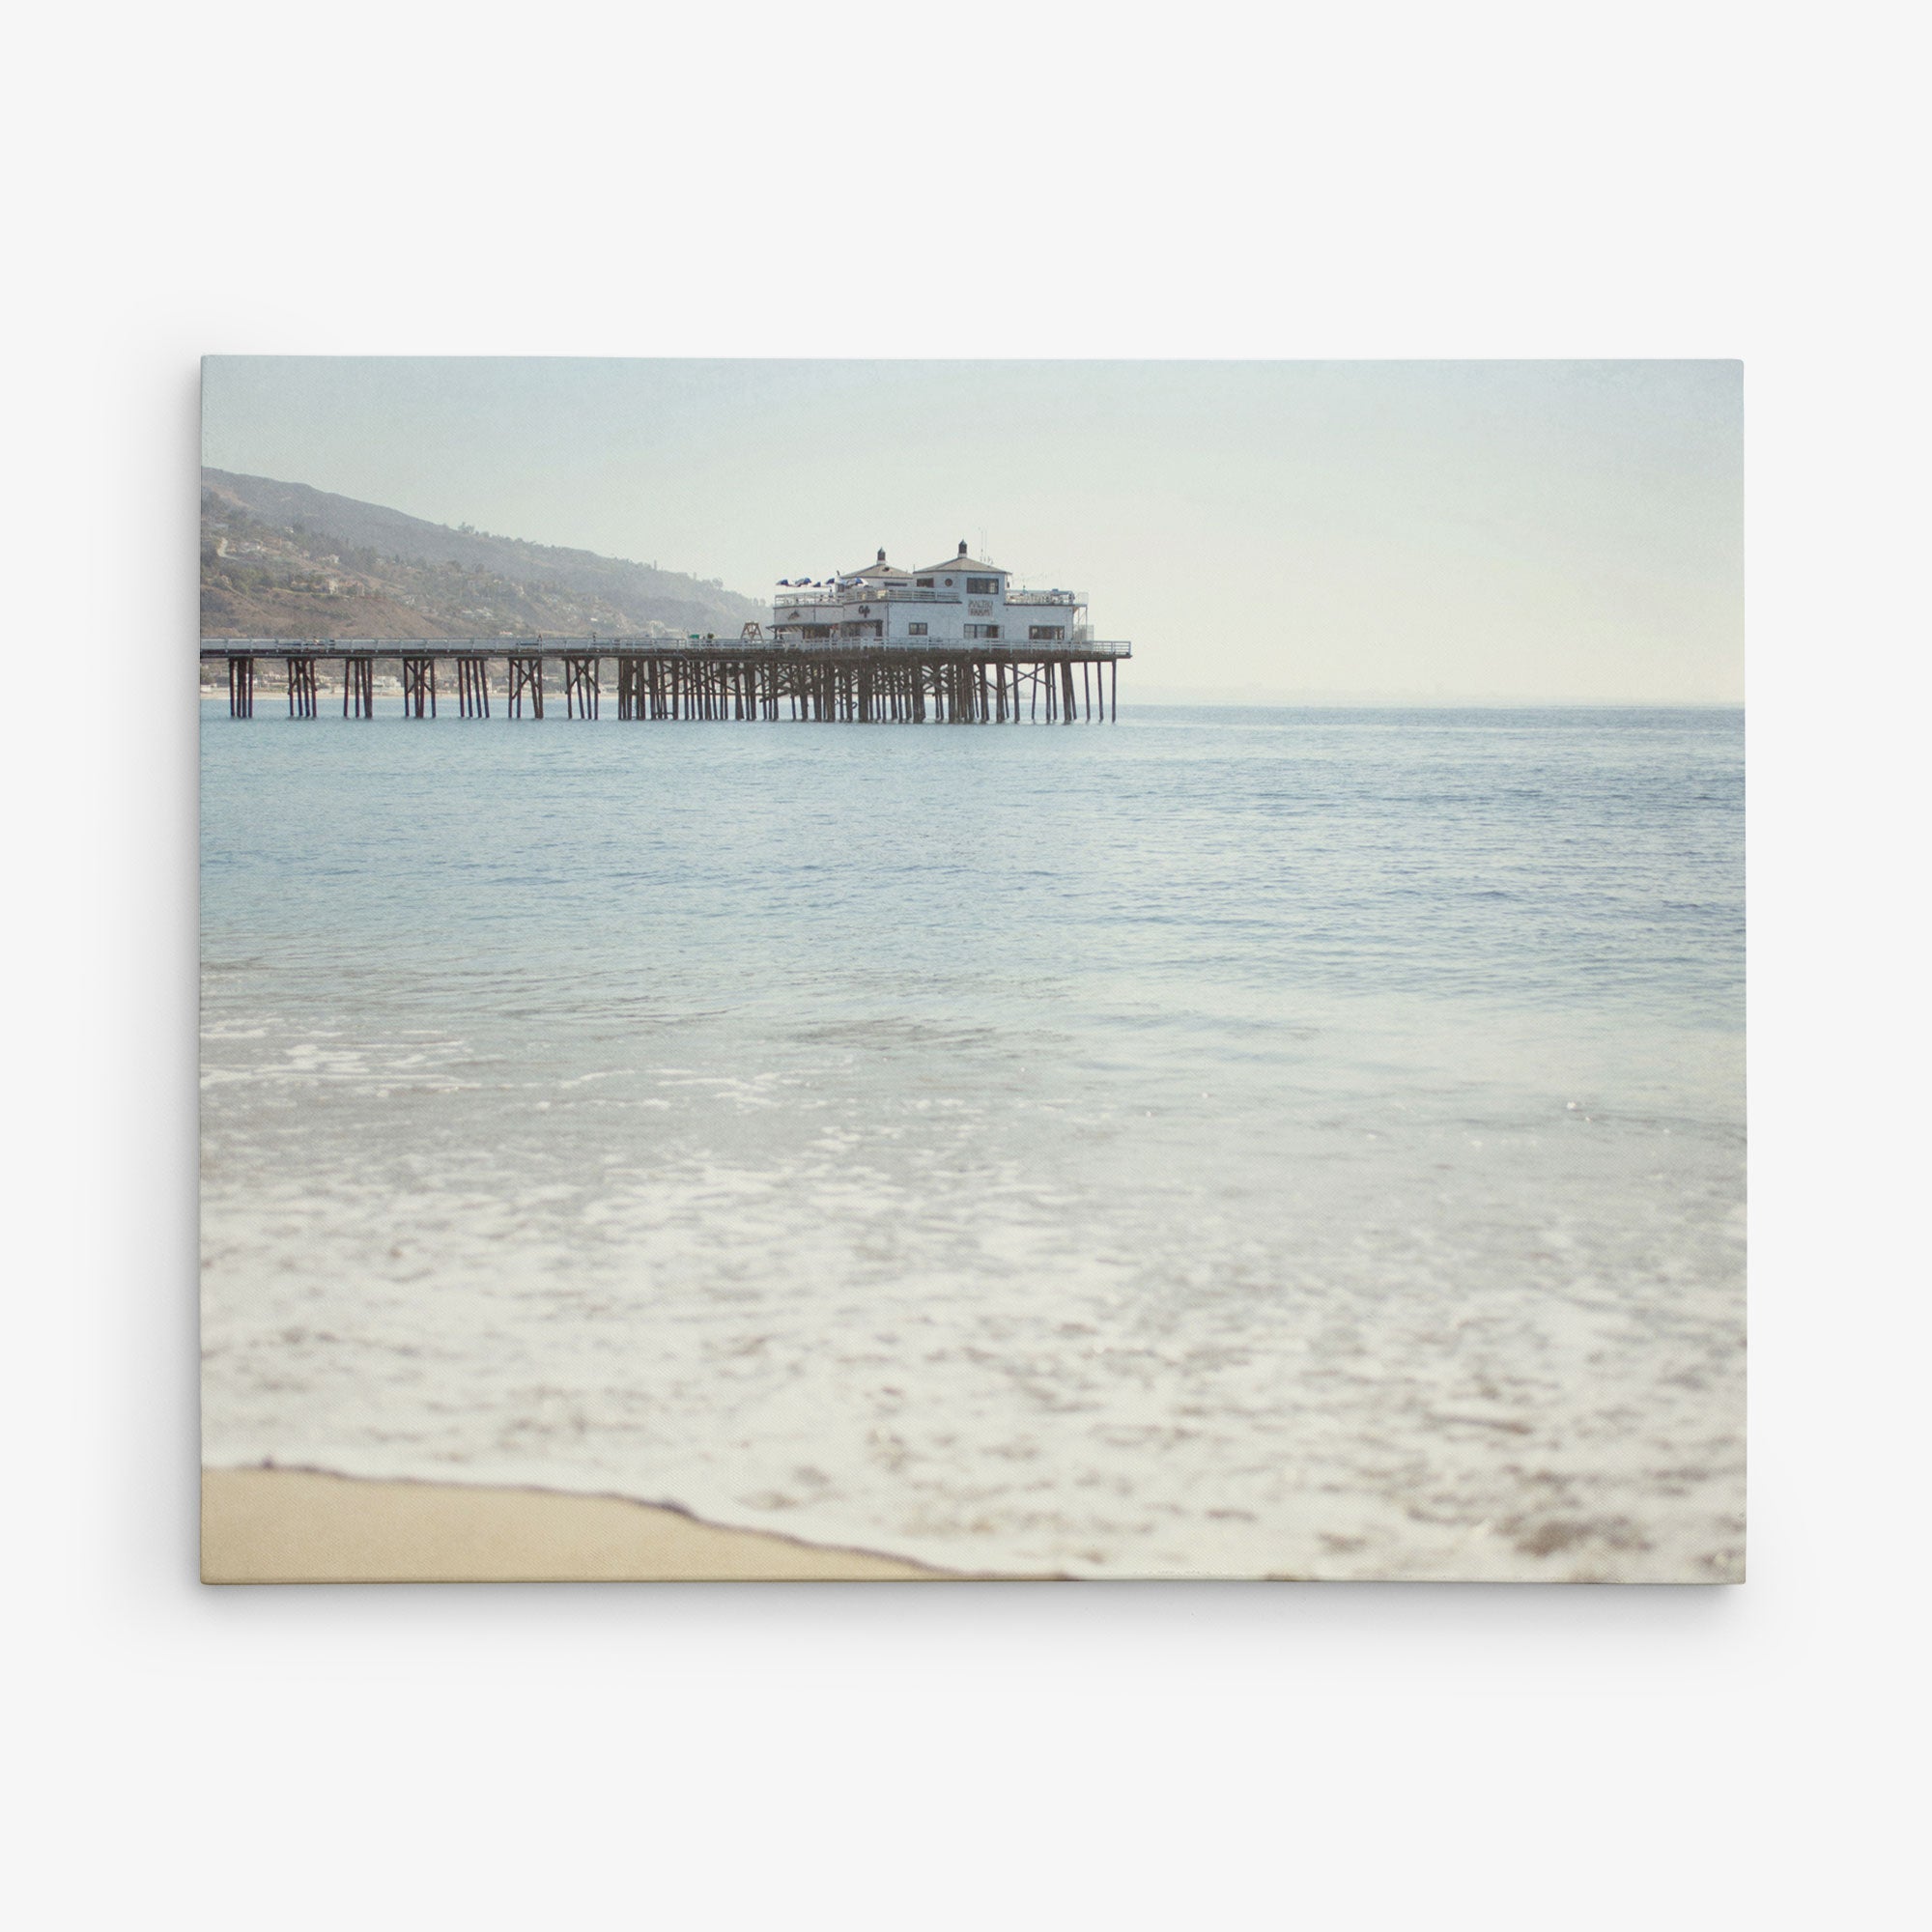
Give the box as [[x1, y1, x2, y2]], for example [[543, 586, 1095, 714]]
[[203, 358, 1742, 705]]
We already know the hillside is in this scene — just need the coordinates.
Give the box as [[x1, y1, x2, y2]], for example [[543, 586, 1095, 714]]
[[201, 469, 766, 641]]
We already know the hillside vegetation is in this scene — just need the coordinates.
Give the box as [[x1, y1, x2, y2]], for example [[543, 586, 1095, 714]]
[[201, 469, 765, 641]]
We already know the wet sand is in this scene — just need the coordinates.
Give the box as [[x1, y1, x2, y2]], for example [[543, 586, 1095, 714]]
[[202, 1466, 958, 1582]]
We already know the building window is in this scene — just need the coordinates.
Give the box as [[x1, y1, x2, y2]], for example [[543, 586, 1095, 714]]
[[965, 624, 1001, 639], [907, 622, 928, 636], [1028, 625, 1065, 641], [966, 576, 1000, 595], [915, 577, 934, 587]]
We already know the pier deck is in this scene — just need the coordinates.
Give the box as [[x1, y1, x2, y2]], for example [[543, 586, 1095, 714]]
[[201, 639, 1128, 724]]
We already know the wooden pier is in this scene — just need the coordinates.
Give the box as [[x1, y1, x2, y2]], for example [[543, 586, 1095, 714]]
[[201, 639, 1129, 724]]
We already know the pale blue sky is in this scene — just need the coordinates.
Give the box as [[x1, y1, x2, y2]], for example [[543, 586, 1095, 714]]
[[202, 358, 1741, 701]]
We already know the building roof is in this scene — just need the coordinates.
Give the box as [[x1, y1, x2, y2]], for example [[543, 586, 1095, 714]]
[[913, 554, 1002, 577]]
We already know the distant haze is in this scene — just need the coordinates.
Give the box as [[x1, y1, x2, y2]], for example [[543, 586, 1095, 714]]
[[202, 358, 1742, 704]]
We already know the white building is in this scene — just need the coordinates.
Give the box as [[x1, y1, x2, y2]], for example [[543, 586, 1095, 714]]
[[767, 542, 1091, 648]]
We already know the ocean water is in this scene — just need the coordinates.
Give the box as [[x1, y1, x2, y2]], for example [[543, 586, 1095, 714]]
[[200, 698, 1745, 1581]]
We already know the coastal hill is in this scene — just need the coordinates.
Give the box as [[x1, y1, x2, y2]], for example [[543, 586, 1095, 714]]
[[201, 469, 766, 641]]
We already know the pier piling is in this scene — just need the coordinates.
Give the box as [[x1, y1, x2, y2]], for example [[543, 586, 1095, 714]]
[[506, 656, 544, 720], [341, 656, 374, 720], [284, 656, 317, 719], [205, 640, 1128, 728], [563, 655, 599, 720], [401, 657, 436, 719]]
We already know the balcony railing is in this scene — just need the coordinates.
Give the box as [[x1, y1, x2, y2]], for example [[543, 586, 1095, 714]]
[[772, 586, 1084, 608], [772, 587, 955, 607], [765, 635, 1130, 657]]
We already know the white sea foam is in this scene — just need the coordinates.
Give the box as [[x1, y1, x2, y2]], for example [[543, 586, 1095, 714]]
[[201, 703, 1745, 1580]]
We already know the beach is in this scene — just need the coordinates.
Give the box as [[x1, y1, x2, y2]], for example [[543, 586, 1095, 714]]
[[202, 1466, 954, 1582], [202, 703, 1745, 1582]]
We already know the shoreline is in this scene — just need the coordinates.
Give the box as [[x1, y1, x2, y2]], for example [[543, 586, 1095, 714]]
[[202, 1466, 973, 1583]]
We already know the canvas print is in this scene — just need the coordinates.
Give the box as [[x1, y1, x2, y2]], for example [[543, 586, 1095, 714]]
[[199, 358, 1744, 1582]]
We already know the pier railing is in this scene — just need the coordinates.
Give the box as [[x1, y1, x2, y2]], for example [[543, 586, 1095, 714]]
[[201, 637, 1132, 658]]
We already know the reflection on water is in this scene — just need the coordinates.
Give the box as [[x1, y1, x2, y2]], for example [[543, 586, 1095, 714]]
[[201, 703, 1744, 1579]]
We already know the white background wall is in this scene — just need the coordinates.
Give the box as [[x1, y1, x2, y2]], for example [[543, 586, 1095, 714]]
[[888, 595, 957, 640], [4, 5, 1927, 1930]]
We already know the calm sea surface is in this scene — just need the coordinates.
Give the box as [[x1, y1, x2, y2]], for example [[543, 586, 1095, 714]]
[[201, 699, 1745, 1580]]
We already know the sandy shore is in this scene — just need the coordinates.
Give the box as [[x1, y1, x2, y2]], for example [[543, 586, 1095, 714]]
[[203, 1467, 961, 1583]]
